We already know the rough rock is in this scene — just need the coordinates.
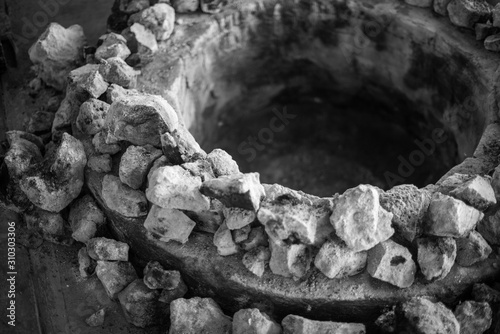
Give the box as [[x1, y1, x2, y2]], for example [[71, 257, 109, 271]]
[[314, 238, 367, 279], [242, 246, 271, 277], [143, 261, 182, 290], [28, 23, 86, 90], [99, 57, 138, 88], [95, 260, 138, 299], [106, 83, 140, 104], [119, 144, 162, 189], [51, 85, 88, 136], [379, 184, 430, 241], [269, 238, 311, 280], [118, 279, 166, 327], [95, 33, 131, 61], [491, 164, 500, 201], [456, 230, 492, 266], [233, 308, 281, 334], [223, 207, 256, 230], [281, 315, 366, 334], [137, 4, 175, 41], [87, 237, 129, 261], [213, 222, 239, 256], [85, 308, 106, 327], [417, 237, 457, 281], [186, 199, 224, 233], [449, 175, 496, 210], [262, 183, 322, 205], [105, 93, 178, 147], [4, 137, 42, 179], [437, 173, 474, 195], [397, 298, 459, 334], [93, 131, 121, 155], [454, 301, 492, 334], [434, 0, 452, 15], [78, 247, 96, 278], [76, 98, 110, 135], [169, 297, 232, 334], [146, 165, 210, 211], [181, 159, 215, 181], [160, 123, 206, 163], [158, 276, 188, 304], [405, 0, 432, 8], [76, 70, 109, 99], [206, 149, 240, 177], [23, 209, 73, 244], [200, 173, 266, 211], [128, 23, 159, 56], [26, 110, 55, 134], [20, 133, 86, 212], [87, 154, 113, 173], [102, 174, 148, 217], [69, 195, 106, 243], [119, 0, 150, 14], [144, 205, 196, 244], [240, 226, 269, 251], [477, 210, 500, 245], [447, 0, 492, 29], [427, 192, 483, 237], [331, 184, 394, 252], [367, 239, 416, 288], [232, 225, 251, 243], [171, 0, 199, 12]]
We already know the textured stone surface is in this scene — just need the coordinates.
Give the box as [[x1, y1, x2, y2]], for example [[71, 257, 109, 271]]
[[119, 144, 162, 189], [206, 149, 240, 177], [454, 301, 492, 334], [281, 314, 366, 334], [171, 0, 199, 12], [242, 246, 270, 277], [75, 70, 109, 99], [69, 195, 106, 243], [417, 237, 457, 281], [143, 261, 183, 290], [456, 230, 492, 266], [397, 298, 459, 334], [128, 23, 159, 56], [99, 57, 138, 88], [119, 0, 150, 14], [213, 222, 239, 256], [95, 260, 138, 299], [4, 137, 42, 179], [477, 210, 500, 245], [181, 159, 215, 181], [269, 239, 311, 280], [224, 207, 256, 230], [232, 225, 251, 243], [240, 226, 268, 251], [331, 185, 394, 252], [447, 0, 492, 29], [169, 297, 232, 334], [160, 123, 206, 163], [102, 174, 148, 217], [158, 277, 188, 304], [87, 154, 113, 173], [85, 308, 106, 327], [76, 99, 110, 135], [233, 308, 281, 334], [491, 165, 500, 200], [87, 237, 129, 261], [95, 33, 131, 61], [137, 3, 175, 41], [93, 131, 121, 155], [78, 247, 96, 278], [24, 209, 66, 239], [449, 175, 496, 210], [314, 238, 367, 279], [144, 205, 196, 244]]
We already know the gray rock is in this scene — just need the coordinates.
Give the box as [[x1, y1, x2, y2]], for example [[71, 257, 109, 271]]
[[137, 3, 176, 41], [434, 0, 452, 15], [437, 173, 474, 195], [4, 137, 42, 179], [491, 164, 500, 200], [232, 225, 251, 243], [224, 207, 256, 230], [85, 308, 106, 327], [449, 175, 496, 211], [269, 238, 311, 280], [106, 83, 140, 104], [144, 205, 196, 244], [95, 33, 131, 61], [99, 57, 138, 88], [6, 130, 44, 152], [171, 0, 199, 12], [417, 237, 457, 281], [102, 174, 149, 217], [161, 123, 206, 163], [69, 195, 106, 243], [119, 0, 150, 14], [200, 0, 227, 13], [181, 159, 215, 181], [397, 298, 459, 334], [477, 210, 500, 245], [26, 110, 55, 134], [454, 301, 492, 334], [46, 95, 63, 112], [143, 261, 183, 290], [281, 314, 366, 334], [51, 83, 88, 137], [76, 99, 110, 135], [233, 308, 281, 334], [119, 145, 162, 189], [92, 131, 121, 155], [475, 22, 498, 40], [158, 276, 188, 304], [242, 246, 270, 277], [128, 23, 159, 56], [75, 69, 109, 99], [485, 33, 500, 51], [314, 238, 367, 279], [186, 199, 224, 234], [213, 222, 239, 256], [87, 154, 113, 173], [206, 149, 240, 177], [447, 0, 492, 29], [456, 230, 492, 266], [169, 297, 232, 334], [95, 260, 138, 299], [87, 237, 129, 261], [240, 226, 269, 251], [405, 0, 432, 7], [78, 246, 96, 278]]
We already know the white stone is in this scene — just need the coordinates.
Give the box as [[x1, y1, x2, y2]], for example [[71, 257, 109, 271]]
[[144, 205, 196, 244], [213, 222, 239, 256], [417, 237, 457, 281], [314, 238, 367, 279], [223, 207, 256, 230], [138, 4, 176, 41], [449, 175, 496, 211]]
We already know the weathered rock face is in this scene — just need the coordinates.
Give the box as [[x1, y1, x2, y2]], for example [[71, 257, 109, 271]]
[[76, 99, 110, 135], [447, 0, 492, 29], [477, 210, 500, 245], [182, 159, 215, 181], [331, 185, 394, 252], [93, 131, 121, 155], [137, 3, 175, 41], [449, 175, 496, 210], [68, 195, 106, 243], [397, 298, 460, 334], [160, 123, 206, 163], [232, 225, 251, 243], [144, 205, 196, 244], [454, 301, 492, 334], [119, 0, 150, 14], [102, 174, 149, 217], [213, 222, 239, 256], [28, 23, 86, 90], [169, 297, 232, 334], [119, 144, 162, 189], [75, 69, 109, 99], [171, 0, 199, 13], [87, 237, 129, 261], [269, 239, 312, 280], [233, 309, 281, 334], [95, 260, 138, 299], [95, 33, 131, 61], [4, 137, 42, 179], [314, 238, 367, 279], [99, 57, 138, 88], [127, 23, 159, 57], [456, 230, 492, 266], [240, 226, 268, 251], [26, 110, 55, 134], [417, 237, 457, 281], [242, 246, 271, 277], [20, 133, 86, 212], [206, 149, 240, 177], [281, 314, 366, 334], [158, 275, 188, 304], [143, 261, 183, 290], [78, 247, 96, 278], [105, 93, 178, 147], [87, 154, 113, 173]]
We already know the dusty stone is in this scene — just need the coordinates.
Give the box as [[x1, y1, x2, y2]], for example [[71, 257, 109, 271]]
[[379, 184, 430, 241], [95, 33, 131, 61], [158, 277, 188, 304], [397, 298, 459, 334], [76, 70, 109, 98], [405, 0, 432, 8], [485, 33, 500, 51], [4, 137, 42, 179], [129, 23, 159, 56], [106, 93, 178, 147], [232, 225, 251, 243], [281, 315, 366, 334], [171, 0, 199, 12], [27, 110, 55, 134], [427, 192, 483, 237], [454, 301, 492, 334], [86, 308, 106, 327], [213, 222, 239, 256], [95, 260, 138, 299], [20, 133, 86, 212], [447, 0, 492, 29], [367, 239, 416, 288], [200, 0, 227, 13], [143, 261, 182, 290], [269, 239, 311, 280], [106, 83, 140, 104], [169, 297, 232, 334], [233, 308, 281, 334], [93, 131, 121, 155], [434, 0, 452, 15], [102, 174, 148, 217], [223, 207, 256, 230], [417, 237, 457, 281], [28, 23, 86, 90], [181, 159, 215, 181], [87, 154, 113, 173], [160, 123, 206, 163], [200, 173, 266, 211], [242, 246, 271, 277], [314, 238, 367, 279], [144, 205, 196, 244], [76, 99, 110, 135], [206, 149, 240, 177], [78, 247, 96, 278], [449, 175, 496, 210], [119, 144, 162, 189], [331, 184, 394, 252], [240, 226, 269, 251], [119, 0, 150, 14], [99, 57, 138, 88], [146, 165, 210, 211], [456, 230, 492, 266], [69, 195, 106, 243], [137, 4, 175, 41], [87, 237, 129, 261], [477, 210, 500, 245]]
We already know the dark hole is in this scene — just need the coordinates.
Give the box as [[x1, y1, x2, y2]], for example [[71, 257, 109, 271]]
[[390, 256, 406, 266]]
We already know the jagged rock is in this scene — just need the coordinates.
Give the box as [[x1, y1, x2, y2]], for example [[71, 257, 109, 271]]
[[76, 98, 110, 135], [367, 239, 416, 288], [437, 173, 474, 195], [28, 23, 86, 90], [232, 225, 251, 243], [281, 315, 366, 334], [331, 185, 394, 252], [95, 33, 131, 61], [242, 246, 270, 277], [137, 3, 175, 41], [472, 283, 500, 304], [85, 308, 106, 327], [181, 159, 215, 181], [76, 69, 109, 99], [119, 0, 150, 14], [87, 237, 129, 261], [78, 246, 96, 278], [144, 205, 196, 244], [129, 23, 159, 56], [233, 308, 281, 334], [427, 192, 483, 237], [314, 238, 367, 279], [106, 83, 140, 104], [447, 0, 492, 29], [4, 137, 42, 179], [146, 165, 210, 211], [119, 145, 162, 189], [434, 0, 452, 15], [99, 57, 138, 88], [477, 210, 500, 245], [269, 238, 311, 280], [169, 297, 232, 334], [171, 0, 199, 12], [213, 222, 239, 256], [20, 133, 86, 212], [95, 260, 138, 299], [454, 301, 492, 334], [160, 123, 206, 163], [379, 184, 430, 241], [223, 207, 256, 230], [200, 0, 227, 13], [102, 174, 148, 217], [143, 261, 182, 290], [69, 195, 106, 243], [240, 226, 269, 251], [456, 230, 492, 266], [417, 237, 457, 281], [87, 154, 113, 173], [405, 0, 432, 8], [200, 173, 266, 211], [26, 110, 55, 134], [186, 199, 224, 233], [449, 175, 496, 210], [106, 93, 178, 147], [118, 279, 166, 327], [158, 276, 188, 304], [206, 149, 240, 177], [262, 183, 322, 205], [93, 131, 121, 155], [397, 298, 459, 334]]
